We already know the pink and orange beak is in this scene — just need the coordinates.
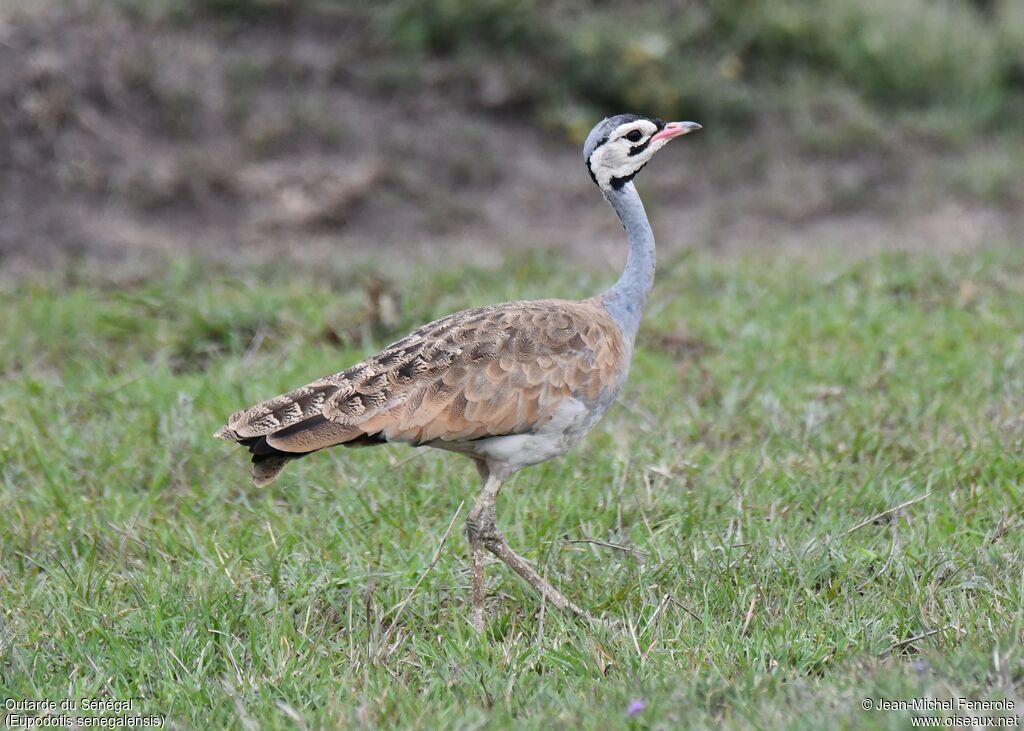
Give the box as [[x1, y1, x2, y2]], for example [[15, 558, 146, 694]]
[[651, 121, 702, 143]]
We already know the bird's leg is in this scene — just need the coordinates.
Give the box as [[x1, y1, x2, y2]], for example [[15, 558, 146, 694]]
[[466, 465, 590, 626], [470, 541, 487, 632], [467, 460, 492, 632], [464, 464, 495, 630], [484, 535, 591, 620]]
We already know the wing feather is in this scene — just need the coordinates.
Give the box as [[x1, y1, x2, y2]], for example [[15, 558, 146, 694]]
[[323, 298, 628, 446], [216, 298, 628, 483]]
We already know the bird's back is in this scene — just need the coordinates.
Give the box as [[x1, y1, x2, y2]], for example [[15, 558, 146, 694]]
[[215, 298, 630, 484]]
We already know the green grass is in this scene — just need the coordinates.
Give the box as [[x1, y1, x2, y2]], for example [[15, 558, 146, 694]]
[[1, 249, 1022, 729]]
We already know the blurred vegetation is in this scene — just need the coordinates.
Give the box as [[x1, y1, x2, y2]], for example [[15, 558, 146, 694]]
[[120, 0, 1024, 145], [389, 0, 1024, 141]]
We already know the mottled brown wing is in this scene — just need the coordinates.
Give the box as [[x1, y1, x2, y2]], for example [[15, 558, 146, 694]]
[[325, 299, 628, 447], [215, 298, 627, 480], [213, 307, 471, 445]]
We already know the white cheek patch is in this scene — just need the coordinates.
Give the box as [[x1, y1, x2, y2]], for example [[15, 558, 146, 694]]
[[588, 121, 662, 189]]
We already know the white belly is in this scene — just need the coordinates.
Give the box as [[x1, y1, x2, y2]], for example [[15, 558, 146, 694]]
[[467, 397, 602, 473]]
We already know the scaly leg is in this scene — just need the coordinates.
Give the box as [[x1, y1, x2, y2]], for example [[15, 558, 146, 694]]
[[466, 463, 590, 628], [484, 535, 590, 619], [470, 540, 487, 632], [467, 461, 492, 632]]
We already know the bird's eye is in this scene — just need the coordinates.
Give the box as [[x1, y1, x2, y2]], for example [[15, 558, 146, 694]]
[[625, 130, 643, 143]]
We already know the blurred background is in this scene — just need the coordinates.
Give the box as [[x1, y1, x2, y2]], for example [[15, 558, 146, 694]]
[[2, 0, 1022, 275]]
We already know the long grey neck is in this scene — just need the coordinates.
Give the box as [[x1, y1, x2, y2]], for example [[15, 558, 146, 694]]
[[599, 181, 655, 345]]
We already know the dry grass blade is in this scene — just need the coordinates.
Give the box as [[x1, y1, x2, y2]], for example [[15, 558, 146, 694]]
[[886, 628, 941, 654], [845, 492, 931, 535], [563, 537, 649, 558], [740, 594, 758, 637]]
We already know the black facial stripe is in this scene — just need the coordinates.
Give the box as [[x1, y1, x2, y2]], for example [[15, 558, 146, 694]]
[[628, 138, 652, 156]]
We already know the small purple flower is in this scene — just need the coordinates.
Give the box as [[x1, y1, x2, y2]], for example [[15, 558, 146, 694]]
[[627, 699, 646, 717]]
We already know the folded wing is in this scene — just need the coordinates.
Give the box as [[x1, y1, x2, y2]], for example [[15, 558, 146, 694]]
[[215, 299, 627, 484]]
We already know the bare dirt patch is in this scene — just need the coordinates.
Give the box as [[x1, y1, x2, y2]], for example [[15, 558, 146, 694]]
[[1, 3, 1020, 278]]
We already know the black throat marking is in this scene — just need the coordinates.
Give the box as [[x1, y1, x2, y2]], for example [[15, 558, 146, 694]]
[[610, 160, 650, 190], [609, 174, 633, 190]]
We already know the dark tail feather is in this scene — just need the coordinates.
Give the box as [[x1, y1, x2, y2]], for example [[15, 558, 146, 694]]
[[236, 415, 387, 486], [235, 429, 310, 487]]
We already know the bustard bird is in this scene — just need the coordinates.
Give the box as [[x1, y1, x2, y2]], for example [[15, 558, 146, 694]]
[[215, 114, 701, 630]]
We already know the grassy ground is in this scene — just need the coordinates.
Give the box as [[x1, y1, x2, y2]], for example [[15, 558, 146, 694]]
[[1, 248, 1022, 729]]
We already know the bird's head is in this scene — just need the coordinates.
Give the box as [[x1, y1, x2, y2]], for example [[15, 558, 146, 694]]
[[583, 114, 701, 193]]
